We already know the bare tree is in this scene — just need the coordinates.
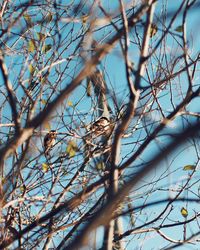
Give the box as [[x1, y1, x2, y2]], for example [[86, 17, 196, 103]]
[[0, 1, 200, 249]]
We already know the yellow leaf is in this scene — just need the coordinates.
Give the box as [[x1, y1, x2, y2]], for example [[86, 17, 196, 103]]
[[175, 25, 183, 33], [183, 165, 195, 171], [41, 99, 47, 105], [24, 13, 32, 25], [40, 77, 46, 84], [181, 207, 188, 218], [86, 78, 92, 97], [67, 100, 73, 107], [28, 39, 36, 53], [29, 64, 36, 75], [44, 121, 51, 130], [149, 23, 158, 38], [42, 163, 49, 172], [42, 44, 52, 53], [66, 140, 78, 158], [81, 14, 89, 24]]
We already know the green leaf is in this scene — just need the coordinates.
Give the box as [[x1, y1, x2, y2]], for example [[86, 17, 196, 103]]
[[175, 25, 183, 33], [42, 163, 49, 172], [66, 140, 78, 158], [20, 185, 25, 193], [28, 40, 36, 53], [42, 44, 52, 53], [61, 167, 68, 175], [181, 207, 188, 218], [96, 162, 105, 171], [183, 165, 195, 171], [1, 177, 6, 185]]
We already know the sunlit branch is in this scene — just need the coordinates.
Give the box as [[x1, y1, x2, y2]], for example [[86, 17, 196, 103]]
[[64, 120, 200, 250], [0, 1, 153, 164]]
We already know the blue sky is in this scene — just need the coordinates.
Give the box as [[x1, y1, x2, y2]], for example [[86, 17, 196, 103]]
[[1, 0, 200, 249]]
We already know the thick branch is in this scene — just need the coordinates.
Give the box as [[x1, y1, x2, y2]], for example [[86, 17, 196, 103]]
[[64, 120, 200, 250], [0, 1, 152, 164]]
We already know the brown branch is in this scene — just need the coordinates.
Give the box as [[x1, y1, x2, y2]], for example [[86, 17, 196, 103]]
[[162, 230, 200, 250], [0, 1, 152, 165], [63, 120, 200, 250], [105, 2, 156, 247], [0, 174, 107, 249], [120, 87, 200, 171], [0, 118, 199, 250], [116, 198, 199, 219], [115, 172, 197, 241], [0, 56, 20, 132]]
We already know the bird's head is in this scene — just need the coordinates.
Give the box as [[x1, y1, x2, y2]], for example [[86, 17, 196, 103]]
[[98, 117, 110, 126], [49, 130, 57, 137]]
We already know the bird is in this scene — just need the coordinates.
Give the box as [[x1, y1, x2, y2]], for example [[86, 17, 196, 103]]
[[43, 130, 57, 155], [88, 117, 111, 137]]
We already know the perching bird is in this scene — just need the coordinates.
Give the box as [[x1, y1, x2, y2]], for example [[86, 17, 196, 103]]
[[88, 117, 111, 137], [43, 130, 57, 155]]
